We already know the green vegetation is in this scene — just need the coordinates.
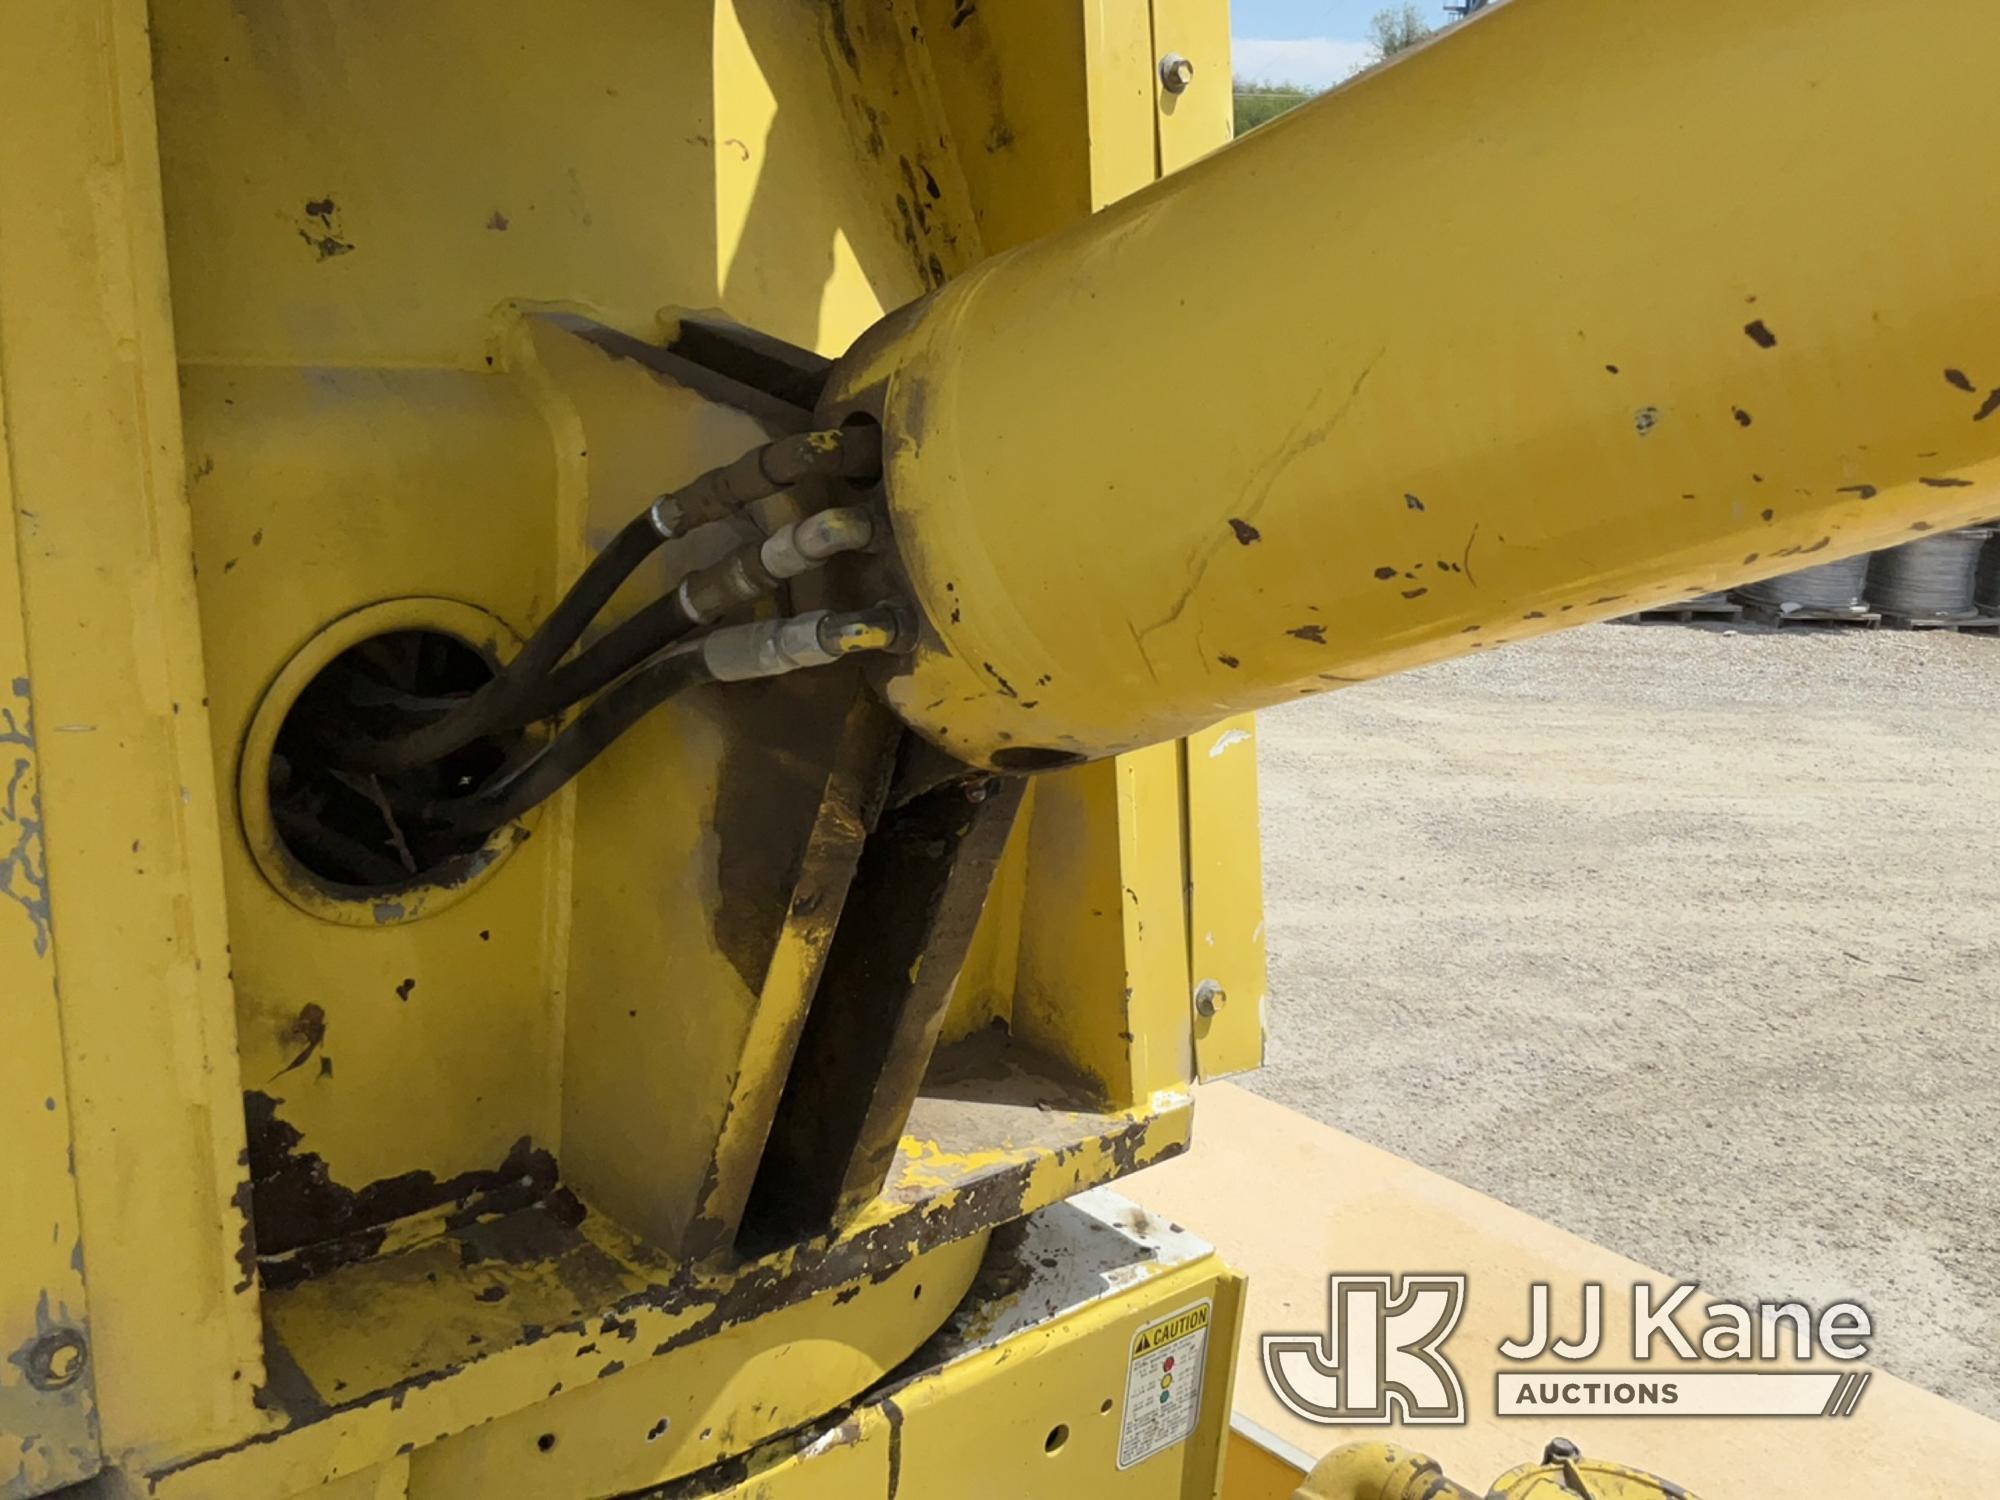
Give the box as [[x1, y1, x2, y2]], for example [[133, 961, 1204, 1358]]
[[1367, 2, 1434, 59], [1232, 80, 1317, 136], [1232, 5, 1438, 137]]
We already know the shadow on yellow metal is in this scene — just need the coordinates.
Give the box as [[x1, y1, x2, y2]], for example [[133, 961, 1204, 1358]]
[[0, 0, 1248, 1492], [1221, 1420, 1314, 1500]]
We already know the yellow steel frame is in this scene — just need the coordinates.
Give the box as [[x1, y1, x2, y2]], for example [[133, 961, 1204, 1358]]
[[0, 2, 264, 1478], [0, 2, 1257, 1496], [634, 1195, 1248, 1500]]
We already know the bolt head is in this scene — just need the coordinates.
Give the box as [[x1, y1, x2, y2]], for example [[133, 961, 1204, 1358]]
[[1543, 1437, 1582, 1465], [1159, 53, 1196, 93], [1193, 979, 1226, 1017]]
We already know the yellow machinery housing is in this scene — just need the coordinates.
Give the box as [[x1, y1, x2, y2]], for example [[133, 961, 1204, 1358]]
[[1, 4, 1257, 1496], [3, 0, 1998, 1496]]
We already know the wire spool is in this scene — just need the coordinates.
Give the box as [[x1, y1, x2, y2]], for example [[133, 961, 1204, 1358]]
[[1976, 530, 2000, 613], [1733, 553, 1870, 612], [1868, 528, 1992, 619]]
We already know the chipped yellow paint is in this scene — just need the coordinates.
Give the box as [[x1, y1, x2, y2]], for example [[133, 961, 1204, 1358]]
[[9, 1, 1258, 1495], [406, 1237, 987, 1500], [869, 1091, 1193, 1209], [0, 232, 99, 1499], [0, 0, 262, 1471], [848, 0, 2000, 764], [236, 598, 537, 927], [665, 1240, 1245, 1498], [155, 1231, 986, 1500]]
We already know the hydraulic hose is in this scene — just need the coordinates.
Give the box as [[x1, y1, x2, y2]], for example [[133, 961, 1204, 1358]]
[[430, 649, 714, 838], [332, 428, 880, 773], [431, 604, 909, 837], [470, 504, 878, 735], [328, 509, 665, 774], [528, 592, 699, 721]]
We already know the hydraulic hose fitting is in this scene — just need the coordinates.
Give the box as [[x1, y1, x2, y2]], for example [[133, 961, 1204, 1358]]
[[649, 426, 882, 539], [674, 505, 878, 626], [675, 549, 773, 626], [759, 505, 876, 580], [699, 604, 911, 682], [817, 602, 912, 656]]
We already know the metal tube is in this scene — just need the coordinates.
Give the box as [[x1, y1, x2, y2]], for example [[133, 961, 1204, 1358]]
[[824, 0, 2000, 766]]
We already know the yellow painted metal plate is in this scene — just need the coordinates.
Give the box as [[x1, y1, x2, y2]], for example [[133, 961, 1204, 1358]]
[[0, 287, 99, 1498], [182, 360, 571, 1252], [1223, 1419, 1314, 1500], [0, 0, 263, 1470], [657, 1192, 1245, 1500], [1184, 717, 1268, 1080], [1150, 0, 1233, 173], [146, 1050, 1190, 1496]]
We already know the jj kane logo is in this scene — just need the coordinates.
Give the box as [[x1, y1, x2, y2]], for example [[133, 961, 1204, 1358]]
[[1263, 1277, 1874, 1424]]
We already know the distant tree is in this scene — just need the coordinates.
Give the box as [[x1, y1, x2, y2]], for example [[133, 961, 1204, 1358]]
[[1366, 3, 1433, 61], [1233, 79, 1317, 136]]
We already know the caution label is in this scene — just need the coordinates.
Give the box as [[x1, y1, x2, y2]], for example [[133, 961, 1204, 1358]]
[[1117, 1300, 1212, 1469]]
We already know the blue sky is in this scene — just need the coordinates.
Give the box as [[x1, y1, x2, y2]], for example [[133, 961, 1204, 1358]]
[[1233, 0, 1458, 86]]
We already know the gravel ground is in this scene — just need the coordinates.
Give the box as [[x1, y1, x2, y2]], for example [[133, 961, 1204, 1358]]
[[1247, 619, 2000, 1418]]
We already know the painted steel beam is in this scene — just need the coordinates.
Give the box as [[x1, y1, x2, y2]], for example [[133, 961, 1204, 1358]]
[[829, 0, 2000, 764]]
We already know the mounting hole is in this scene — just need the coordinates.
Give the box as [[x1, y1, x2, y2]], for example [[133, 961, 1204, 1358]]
[[990, 746, 1086, 772], [1099, 1398, 1114, 1415], [272, 630, 517, 886], [536, 1433, 557, 1454], [24, 1328, 87, 1391], [1044, 1423, 1070, 1455], [241, 600, 535, 925]]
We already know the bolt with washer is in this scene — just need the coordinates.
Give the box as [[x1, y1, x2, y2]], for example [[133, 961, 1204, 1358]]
[[1193, 979, 1226, 1017], [1159, 53, 1196, 94]]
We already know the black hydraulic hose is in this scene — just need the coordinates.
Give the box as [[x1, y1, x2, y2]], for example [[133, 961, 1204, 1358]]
[[514, 592, 698, 725], [330, 426, 880, 774], [498, 531, 787, 729], [331, 509, 667, 772], [425, 650, 713, 839]]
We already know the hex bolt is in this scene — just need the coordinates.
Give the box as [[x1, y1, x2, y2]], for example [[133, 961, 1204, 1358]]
[[1193, 979, 1226, 1017], [25, 1328, 87, 1391], [1159, 53, 1196, 94], [1542, 1437, 1583, 1465]]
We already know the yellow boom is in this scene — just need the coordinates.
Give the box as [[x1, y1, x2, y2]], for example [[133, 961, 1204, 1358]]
[[830, 0, 2000, 765]]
